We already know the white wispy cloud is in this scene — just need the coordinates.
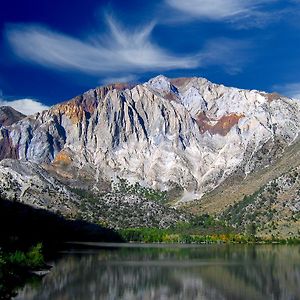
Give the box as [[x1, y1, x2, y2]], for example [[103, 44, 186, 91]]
[[200, 38, 251, 74], [165, 0, 279, 27], [101, 74, 138, 85], [273, 82, 300, 99], [5, 17, 198, 75], [0, 91, 49, 115], [5, 17, 250, 76]]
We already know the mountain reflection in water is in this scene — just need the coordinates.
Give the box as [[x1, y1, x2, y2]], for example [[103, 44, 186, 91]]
[[15, 244, 300, 300]]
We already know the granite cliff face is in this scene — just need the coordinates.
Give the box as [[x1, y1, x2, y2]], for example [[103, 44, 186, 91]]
[[1, 75, 300, 201]]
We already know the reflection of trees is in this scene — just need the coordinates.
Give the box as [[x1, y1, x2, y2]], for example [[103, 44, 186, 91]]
[[15, 245, 300, 300], [193, 245, 300, 300]]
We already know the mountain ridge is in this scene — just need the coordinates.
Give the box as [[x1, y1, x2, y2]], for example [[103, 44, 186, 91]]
[[0, 75, 299, 236], [1, 75, 300, 197]]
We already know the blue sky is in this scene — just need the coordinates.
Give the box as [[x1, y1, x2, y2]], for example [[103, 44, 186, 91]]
[[1, 0, 300, 114]]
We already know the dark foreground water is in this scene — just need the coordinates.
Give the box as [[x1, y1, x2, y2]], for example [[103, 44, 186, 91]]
[[15, 243, 300, 300]]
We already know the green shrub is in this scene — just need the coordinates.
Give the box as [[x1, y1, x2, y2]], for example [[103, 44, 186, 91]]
[[7, 251, 27, 267], [114, 178, 167, 202], [26, 243, 44, 268], [6, 243, 44, 269]]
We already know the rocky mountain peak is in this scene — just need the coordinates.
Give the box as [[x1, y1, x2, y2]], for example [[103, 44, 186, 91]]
[[147, 75, 171, 91], [146, 75, 179, 95]]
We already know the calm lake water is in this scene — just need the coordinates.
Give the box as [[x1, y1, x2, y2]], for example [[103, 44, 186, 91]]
[[15, 243, 300, 300]]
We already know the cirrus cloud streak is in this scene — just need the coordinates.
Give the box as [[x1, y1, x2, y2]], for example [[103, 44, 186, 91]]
[[273, 82, 300, 100], [5, 17, 251, 77], [164, 0, 286, 28], [5, 18, 198, 75]]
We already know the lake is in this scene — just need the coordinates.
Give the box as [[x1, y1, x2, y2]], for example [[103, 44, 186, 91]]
[[15, 243, 300, 300]]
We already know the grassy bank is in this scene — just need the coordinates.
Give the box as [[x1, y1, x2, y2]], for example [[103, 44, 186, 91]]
[[119, 227, 250, 243], [119, 228, 300, 244], [119, 216, 300, 245], [0, 243, 46, 299]]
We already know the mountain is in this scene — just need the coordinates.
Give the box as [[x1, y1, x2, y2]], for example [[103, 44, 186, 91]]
[[0, 106, 25, 127], [0, 75, 299, 235], [0, 106, 26, 160]]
